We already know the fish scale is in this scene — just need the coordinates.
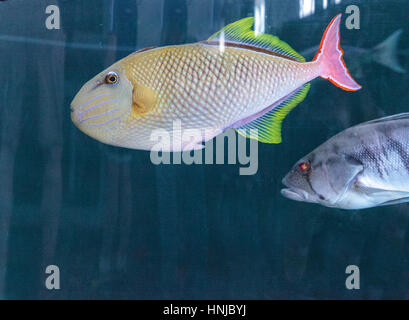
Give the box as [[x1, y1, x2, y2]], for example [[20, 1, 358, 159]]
[[119, 43, 317, 149], [350, 124, 409, 192]]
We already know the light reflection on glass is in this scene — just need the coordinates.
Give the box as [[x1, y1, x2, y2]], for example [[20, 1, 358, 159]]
[[254, 0, 265, 36], [299, 0, 315, 18]]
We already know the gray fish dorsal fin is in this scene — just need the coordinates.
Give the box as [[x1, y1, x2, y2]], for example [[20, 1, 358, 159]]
[[207, 17, 305, 62], [361, 113, 409, 126]]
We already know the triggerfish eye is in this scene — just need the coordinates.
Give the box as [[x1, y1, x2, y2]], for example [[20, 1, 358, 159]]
[[298, 161, 311, 174], [105, 72, 118, 85]]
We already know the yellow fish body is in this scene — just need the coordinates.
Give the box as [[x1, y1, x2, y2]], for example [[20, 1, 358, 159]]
[[71, 14, 360, 151]]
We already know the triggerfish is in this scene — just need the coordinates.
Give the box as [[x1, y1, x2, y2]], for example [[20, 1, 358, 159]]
[[282, 113, 409, 210], [71, 14, 361, 151]]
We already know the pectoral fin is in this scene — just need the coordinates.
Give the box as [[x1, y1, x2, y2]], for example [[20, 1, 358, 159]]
[[355, 184, 409, 206], [132, 83, 158, 117], [379, 197, 409, 206]]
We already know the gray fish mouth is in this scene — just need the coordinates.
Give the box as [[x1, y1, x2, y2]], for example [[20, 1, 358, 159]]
[[280, 188, 307, 202], [281, 176, 309, 202]]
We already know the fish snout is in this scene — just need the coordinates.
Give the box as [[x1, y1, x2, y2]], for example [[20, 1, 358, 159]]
[[70, 95, 82, 126], [281, 175, 309, 202], [70, 88, 122, 127], [280, 188, 306, 202]]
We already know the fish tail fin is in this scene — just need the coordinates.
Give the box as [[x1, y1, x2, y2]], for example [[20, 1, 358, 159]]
[[313, 14, 361, 91], [372, 29, 405, 73]]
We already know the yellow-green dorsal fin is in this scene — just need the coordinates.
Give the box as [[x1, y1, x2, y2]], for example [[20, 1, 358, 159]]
[[208, 17, 305, 62], [236, 83, 310, 143]]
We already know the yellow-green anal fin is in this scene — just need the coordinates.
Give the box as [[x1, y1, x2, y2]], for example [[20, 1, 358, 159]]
[[208, 17, 305, 62], [236, 84, 311, 143]]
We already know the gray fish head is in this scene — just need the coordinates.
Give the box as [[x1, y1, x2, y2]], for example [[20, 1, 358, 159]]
[[70, 62, 133, 144], [281, 149, 364, 209]]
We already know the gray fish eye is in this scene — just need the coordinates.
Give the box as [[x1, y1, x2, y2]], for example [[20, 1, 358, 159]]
[[297, 161, 311, 174]]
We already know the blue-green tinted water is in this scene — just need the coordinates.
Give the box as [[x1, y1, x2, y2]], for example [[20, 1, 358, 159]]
[[1, 0, 409, 299]]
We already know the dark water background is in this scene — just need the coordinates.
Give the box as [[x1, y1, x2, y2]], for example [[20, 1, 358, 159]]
[[1, 0, 409, 299]]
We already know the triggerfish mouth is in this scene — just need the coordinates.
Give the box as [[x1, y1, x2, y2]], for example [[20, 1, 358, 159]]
[[71, 14, 361, 151]]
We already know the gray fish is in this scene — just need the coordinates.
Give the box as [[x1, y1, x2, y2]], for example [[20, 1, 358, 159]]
[[281, 113, 409, 210]]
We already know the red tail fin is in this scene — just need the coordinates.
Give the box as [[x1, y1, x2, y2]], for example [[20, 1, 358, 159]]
[[313, 14, 361, 91]]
